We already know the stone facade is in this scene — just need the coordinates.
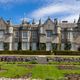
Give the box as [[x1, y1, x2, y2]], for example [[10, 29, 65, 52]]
[[0, 15, 80, 51]]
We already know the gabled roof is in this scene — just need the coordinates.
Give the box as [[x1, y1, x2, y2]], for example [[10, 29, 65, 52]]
[[43, 17, 54, 26], [0, 17, 8, 25]]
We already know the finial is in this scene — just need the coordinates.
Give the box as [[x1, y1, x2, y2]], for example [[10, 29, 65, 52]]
[[74, 19, 76, 23], [32, 19, 35, 24], [48, 16, 50, 20], [22, 19, 25, 24], [39, 18, 41, 25]]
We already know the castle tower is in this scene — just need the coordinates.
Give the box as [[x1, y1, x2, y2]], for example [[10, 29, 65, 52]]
[[77, 14, 80, 26], [32, 19, 35, 24], [8, 20, 13, 51]]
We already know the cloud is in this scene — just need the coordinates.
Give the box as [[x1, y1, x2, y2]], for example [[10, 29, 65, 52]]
[[28, 0, 80, 22], [20, 17, 32, 22], [30, 4, 71, 18], [62, 14, 79, 23]]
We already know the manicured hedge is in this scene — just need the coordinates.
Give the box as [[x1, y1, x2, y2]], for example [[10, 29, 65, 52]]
[[53, 50, 80, 55], [0, 50, 51, 55]]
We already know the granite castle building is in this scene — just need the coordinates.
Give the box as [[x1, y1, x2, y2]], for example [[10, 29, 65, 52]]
[[0, 15, 80, 51]]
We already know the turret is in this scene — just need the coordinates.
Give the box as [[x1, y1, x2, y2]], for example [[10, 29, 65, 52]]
[[22, 18, 28, 24], [39, 19, 41, 25], [39, 19, 43, 34], [54, 18, 58, 33], [54, 18, 58, 25], [77, 14, 80, 25], [7, 19, 13, 34], [32, 19, 35, 24]]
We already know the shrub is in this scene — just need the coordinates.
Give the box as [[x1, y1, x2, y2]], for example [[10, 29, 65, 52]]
[[0, 50, 51, 55], [29, 61, 38, 64], [45, 77, 54, 80], [53, 50, 80, 55]]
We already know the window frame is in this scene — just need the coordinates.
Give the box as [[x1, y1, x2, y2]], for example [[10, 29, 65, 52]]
[[46, 30, 53, 37], [22, 31, 28, 38]]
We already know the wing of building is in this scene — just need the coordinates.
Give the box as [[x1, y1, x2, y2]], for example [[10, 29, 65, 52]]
[[0, 15, 80, 51]]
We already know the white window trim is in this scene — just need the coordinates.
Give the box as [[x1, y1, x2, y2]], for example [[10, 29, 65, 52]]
[[22, 32, 28, 38]]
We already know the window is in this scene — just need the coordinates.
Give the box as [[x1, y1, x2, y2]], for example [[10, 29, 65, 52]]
[[15, 32, 19, 38], [4, 43, 9, 50], [22, 32, 28, 38], [14, 42, 18, 50], [46, 30, 53, 37], [31, 43, 37, 50], [46, 43, 52, 51], [22, 42, 29, 50], [0, 31, 4, 38], [32, 31, 37, 38]]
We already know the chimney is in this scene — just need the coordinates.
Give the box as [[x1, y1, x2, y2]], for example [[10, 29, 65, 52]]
[[62, 21, 68, 23]]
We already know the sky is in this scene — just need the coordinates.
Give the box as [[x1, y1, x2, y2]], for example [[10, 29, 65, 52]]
[[0, 0, 80, 24]]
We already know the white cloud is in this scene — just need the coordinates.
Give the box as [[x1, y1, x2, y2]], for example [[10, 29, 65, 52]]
[[31, 4, 70, 18], [29, 0, 80, 22], [62, 14, 79, 23], [20, 17, 32, 22]]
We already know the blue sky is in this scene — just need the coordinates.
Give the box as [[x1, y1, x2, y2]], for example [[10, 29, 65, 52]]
[[0, 0, 80, 24]]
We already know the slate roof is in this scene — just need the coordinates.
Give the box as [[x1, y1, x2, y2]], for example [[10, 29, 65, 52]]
[[58, 23, 77, 28]]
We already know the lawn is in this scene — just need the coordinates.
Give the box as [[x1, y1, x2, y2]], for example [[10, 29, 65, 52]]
[[31, 65, 64, 79], [31, 65, 80, 79], [0, 62, 29, 78], [0, 62, 80, 79]]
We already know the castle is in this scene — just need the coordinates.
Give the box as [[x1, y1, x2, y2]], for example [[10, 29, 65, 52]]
[[0, 15, 80, 51]]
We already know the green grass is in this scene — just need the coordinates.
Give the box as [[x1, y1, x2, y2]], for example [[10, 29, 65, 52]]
[[0, 62, 29, 78], [31, 65, 64, 79], [0, 62, 80, 79], [31, 65, 80, 79], [48, 61, 80, 65]]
